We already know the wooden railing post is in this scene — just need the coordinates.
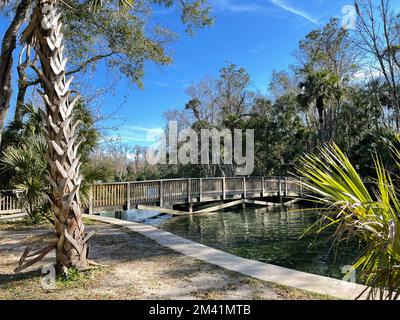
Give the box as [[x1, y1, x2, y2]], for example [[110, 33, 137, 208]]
[[262, 176, 265, 197], [159, 180, 164, 207], [199, 178, 203, 202], [89, 185, 94, 215], [243, 177, 247, 198], [222, 177, 226, 200], [187, 178, 192, 203], [278, 177, 282, 195], [285, 177, 288, 196], [299, 178, 303, 197], [126, 183, 131, 211]]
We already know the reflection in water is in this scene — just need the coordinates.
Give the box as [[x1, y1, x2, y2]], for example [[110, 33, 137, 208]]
[[100, 209, 172, 225], [159, 206, 362, 280]]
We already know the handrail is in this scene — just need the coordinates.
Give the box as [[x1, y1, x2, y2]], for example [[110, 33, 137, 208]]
[[1, 176, 304, 215]]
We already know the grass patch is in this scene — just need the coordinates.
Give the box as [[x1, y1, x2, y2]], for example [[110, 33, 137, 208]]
[[0, 266, 109, 299], [0, 219, 51, 231], [193, 288, 224, 300], [56, 267, 107, 290], [82, 217, 106, 225], [239, 277, 335, 300]]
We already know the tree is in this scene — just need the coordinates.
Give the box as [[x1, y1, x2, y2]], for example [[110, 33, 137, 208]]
[[9, 0, 212, 275], [354, 0, 400, 128], [295, 18, 358, 144], [298, 69, 342, 143], [246, 96, 308, 176], [177, 63, 254, 176], [11, 2, 173, 127], [0, 0, 213, 146], [216, 63, 253, 118], [0, 0, 33, 146]]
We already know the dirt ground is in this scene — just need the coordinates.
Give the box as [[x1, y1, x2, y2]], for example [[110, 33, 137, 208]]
[[0, 220, 331, 300]]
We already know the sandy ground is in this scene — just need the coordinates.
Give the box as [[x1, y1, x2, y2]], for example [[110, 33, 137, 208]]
[[0, 221, 329, 300]]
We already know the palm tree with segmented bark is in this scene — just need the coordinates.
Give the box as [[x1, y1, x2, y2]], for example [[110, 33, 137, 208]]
[[6, 0, 212, 275], [14, 0, 136, 275]]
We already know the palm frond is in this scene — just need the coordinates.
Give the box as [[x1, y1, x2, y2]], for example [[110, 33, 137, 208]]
[[298, 142, 400, 299]]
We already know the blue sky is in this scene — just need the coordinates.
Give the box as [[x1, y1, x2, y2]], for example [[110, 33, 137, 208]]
[[0, 0, 359, 146]]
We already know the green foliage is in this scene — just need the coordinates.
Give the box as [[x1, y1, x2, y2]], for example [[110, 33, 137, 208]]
[[1, 135, 48, 223], [350, 128, 400, 179], [246, 97, 309, 176], [298, 143, 400, 299], [0, 100, 106, 220]]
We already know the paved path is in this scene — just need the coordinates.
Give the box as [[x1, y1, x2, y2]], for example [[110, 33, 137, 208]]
[[83, 214, 370, 300]]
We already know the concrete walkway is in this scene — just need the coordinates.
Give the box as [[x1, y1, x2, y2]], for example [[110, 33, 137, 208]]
[[83, 214, 370, 300]]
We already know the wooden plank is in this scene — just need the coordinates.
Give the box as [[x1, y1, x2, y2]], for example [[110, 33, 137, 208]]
[[0, 209, 25, 215], [283, 198, 301, 206], [244, 199, 280, 206], [195, 199, 245, 213], [137, 204, 188, 216], [0, 212, 27, 221], [194, 201, 224, 212]]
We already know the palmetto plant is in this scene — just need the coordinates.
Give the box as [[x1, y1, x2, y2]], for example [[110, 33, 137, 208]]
[[298, 142, 400, 300], [1, 135, 48, 222]]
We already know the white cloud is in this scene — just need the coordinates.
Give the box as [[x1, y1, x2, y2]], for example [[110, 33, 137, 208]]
[[268, 0, 320, 25], [147, 79, 193, 89], [212, 0, 319, 25], [352, 69, 384, 81], [123, 125, 162, 132], [147, 80, 174, 88], [113, 125, 164, 145], [211, 0, 268, 14]]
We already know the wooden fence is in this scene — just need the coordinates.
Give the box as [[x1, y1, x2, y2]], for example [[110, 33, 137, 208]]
[[0, 191, 24, 214]]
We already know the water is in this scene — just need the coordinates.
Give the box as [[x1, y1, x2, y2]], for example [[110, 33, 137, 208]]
[[99, 209, 172, 225], [100, 206, 362, 281], [158, 206, 362, 280]]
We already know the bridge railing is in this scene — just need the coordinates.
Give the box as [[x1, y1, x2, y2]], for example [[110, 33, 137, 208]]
[[0, 191, 24, 215], [89, 176, 303, 214], [0, 177, 303, 215]]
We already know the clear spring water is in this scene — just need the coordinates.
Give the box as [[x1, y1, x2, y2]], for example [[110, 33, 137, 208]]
[[100, 206, 362, 281]]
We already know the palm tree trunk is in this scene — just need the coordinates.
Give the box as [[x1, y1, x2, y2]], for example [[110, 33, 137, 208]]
[[22, 0, 89, 274]]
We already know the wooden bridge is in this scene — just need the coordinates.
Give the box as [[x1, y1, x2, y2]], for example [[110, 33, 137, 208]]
[[0, 176, 305, 216], [88, 176, 304, 215]]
